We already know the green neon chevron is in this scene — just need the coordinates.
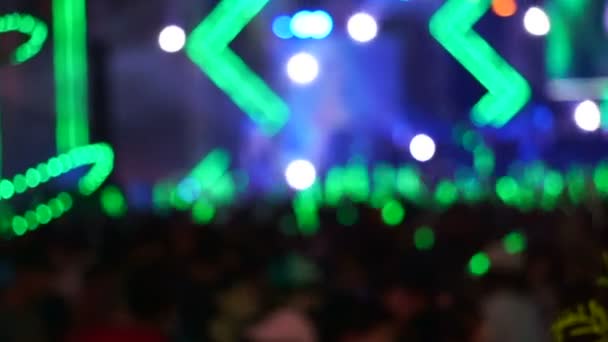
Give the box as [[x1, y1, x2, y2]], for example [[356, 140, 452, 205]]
[[186, 0, 290, 135], [430, 0, 531, 127], [154, 149, 235, 217]]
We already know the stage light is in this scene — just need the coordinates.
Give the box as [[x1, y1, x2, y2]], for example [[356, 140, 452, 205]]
[[347, 12, 378, 43], [285, 160, 317, 191], [272, 15, 293, 39], [158, 25, 186, 53], [574, 100, 601, 132], [492, 0, 517, 17], [409, 134, 436, 162], [286, 53, 319, 85], [523, 7, 550, 36], [290, 10, 333, 39]]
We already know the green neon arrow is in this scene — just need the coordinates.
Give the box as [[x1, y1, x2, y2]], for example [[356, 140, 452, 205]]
[[429, 0, 531, 127], [186, 0, 290, 135]]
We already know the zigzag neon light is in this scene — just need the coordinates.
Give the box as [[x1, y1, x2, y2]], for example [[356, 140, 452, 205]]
[[429, 0, 531, 127]]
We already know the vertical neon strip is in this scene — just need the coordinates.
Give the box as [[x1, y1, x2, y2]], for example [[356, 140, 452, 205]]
[[53, 0, 89, 152], [0, 106, 2, 177], [546, 3, 571, 78]]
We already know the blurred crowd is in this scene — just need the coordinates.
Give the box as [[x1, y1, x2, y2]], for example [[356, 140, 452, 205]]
[[0, 201, 605, 342]]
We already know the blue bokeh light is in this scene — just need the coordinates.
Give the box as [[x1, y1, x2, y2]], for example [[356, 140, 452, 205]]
[[272, 15, 293, 39], [290, 10, 333, 39]]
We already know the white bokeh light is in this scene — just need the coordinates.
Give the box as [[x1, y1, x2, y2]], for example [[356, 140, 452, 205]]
[[158, 25, 186, 53], [347, 12, 378, 43], [286, 52, 319, 85], [523, 7, 550, 36], [409, 134, 436, 162], [285, 160, 317, 191], [574, 100, 601, 132]]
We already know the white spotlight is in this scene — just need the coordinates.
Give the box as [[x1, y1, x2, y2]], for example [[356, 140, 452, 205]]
[[347, 12, 378, 43], [409, 134, 436, 162], [285, 160, 317, 191], [286, 52, 319, 85], [523, 7, 550, 36], [574, 100, 601, 132], [158, 25, 186, 53]]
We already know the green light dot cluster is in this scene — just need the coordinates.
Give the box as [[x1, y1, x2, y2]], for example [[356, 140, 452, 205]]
[[0, 13, 49, 64], [10, 193, 73, 236], [0, 143, 113, 202], [0, 143, 113, 238]]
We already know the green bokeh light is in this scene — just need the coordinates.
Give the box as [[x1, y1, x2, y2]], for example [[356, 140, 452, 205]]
[[469, 252, 491, 276], [0, 180, 14, 199], [544, 171, 564, 197], [381, 200, 405, 226], [35, 204, 53, 225], [474, 145, 495, 177], [496, 176, 519, 204], [100, 186, 127, 218], [414, 226, 435, 250], [192, 200, 216, 224], [594, 163, 608, 195], [13, 175, 27, 194], [396, 166, 423, 202], [434, 180, 458, 207], [336, 202, 358, 226], [566, 166, 586, 204], [293, 190, 319, 235], [25, 168, 41, 188], [12, 216, 27, 236], [503, 231, 526, 254]]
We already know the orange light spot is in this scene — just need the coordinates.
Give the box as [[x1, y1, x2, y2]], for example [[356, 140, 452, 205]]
[[492, 0, 517, 17]]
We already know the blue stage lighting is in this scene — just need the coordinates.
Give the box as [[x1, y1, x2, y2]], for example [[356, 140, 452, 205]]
[[272, 15, 293, 39], [290, 10, 333, 39]]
